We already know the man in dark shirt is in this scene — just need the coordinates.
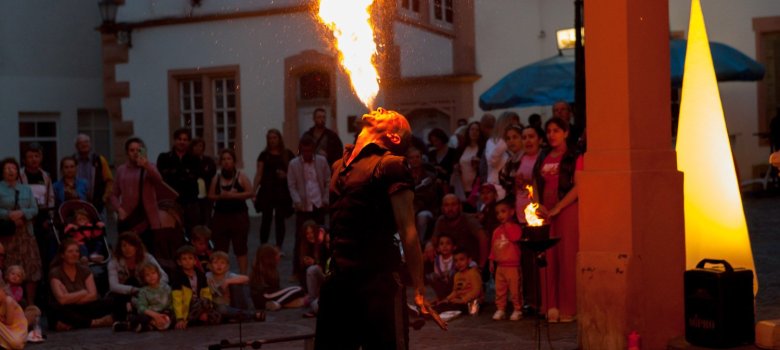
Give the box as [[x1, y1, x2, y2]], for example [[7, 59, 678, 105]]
[[302, 108, 344, 165], [315, 108, 428, 349], [157, 128, 200, 233], [425, 194, 488, 270]]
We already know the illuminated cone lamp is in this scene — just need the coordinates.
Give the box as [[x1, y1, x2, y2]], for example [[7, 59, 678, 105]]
[[676, 0, 757, 291]]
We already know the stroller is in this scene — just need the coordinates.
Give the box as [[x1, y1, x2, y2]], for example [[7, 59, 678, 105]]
[[53, 200, 112, 294]]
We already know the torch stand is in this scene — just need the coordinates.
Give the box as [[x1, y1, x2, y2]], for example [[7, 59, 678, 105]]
[[519, 225, 559, 350]]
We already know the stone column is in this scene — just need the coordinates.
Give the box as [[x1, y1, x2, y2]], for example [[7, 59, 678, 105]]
[[578, 1, 685, 349]]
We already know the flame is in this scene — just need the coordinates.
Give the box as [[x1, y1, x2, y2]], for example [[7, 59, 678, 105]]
[[523, 185, 545, 227], [317, 0, 380, 109]]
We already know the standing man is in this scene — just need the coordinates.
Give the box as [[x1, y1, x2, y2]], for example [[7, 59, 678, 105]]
[[552, 100, 583, 149], [315, 108, 428, 349], [287, 136, 330, 279], [74, 134, 113, 213], [157, 128, 200, 233], [111, 137, 168, 250], [302, 108, 344, 165]]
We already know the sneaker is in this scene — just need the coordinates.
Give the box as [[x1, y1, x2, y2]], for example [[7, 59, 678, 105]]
[[92, 315, 114, 328], [560, 315, 576, 323], [265, 300, 282, 311], [492, 310, 506, 321], [547, 308, 560, 323], [510, 310, 523, 321], [112, 321, 129, 332]]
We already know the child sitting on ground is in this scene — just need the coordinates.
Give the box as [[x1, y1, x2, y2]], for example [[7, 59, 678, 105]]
[[250, 245, 305, 312], [4, 266, 26, 308], [63, 209, 106, 263], [207, 251, 264, 322], [0, 280, 27, 350], [5, 265, 43, 342], [171, 246, 220, 329], [434, 249, 483, 314], [426, 233, 457, 301], [190, 226, 213, 273], [489, 199, 523, 321], [131, 262, 173, 332], [297, 222, 328, 317]]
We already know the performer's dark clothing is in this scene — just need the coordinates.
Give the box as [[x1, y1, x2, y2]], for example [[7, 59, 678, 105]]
[[315, 143, 413, 350]]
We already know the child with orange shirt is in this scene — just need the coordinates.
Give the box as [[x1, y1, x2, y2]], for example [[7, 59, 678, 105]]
[[434, 249, 482, 313]]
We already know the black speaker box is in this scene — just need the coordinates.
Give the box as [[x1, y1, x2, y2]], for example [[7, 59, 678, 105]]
[[684, 259, 754, 348]]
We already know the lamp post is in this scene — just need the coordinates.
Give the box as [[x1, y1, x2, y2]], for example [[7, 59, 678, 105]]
[[574, 0, 585, 131]]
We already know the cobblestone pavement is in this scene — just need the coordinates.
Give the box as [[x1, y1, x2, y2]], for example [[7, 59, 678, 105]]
[[31, 194, 779, 349]]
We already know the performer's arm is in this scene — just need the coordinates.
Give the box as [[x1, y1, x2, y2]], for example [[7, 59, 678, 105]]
[[391, 190, 424, 294]]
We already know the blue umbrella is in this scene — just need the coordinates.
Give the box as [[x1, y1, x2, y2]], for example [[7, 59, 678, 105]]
[[480, 40, 764, 110], [670, 39, 765, 85], [479, 55, 575, 111]]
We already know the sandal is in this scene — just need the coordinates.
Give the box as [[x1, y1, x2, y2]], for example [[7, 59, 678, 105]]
[[302, 311, 317, 318], [55, 321, 72, 332]]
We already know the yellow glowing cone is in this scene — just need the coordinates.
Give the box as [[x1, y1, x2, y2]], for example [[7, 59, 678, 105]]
[[676, 0, 757, 292]]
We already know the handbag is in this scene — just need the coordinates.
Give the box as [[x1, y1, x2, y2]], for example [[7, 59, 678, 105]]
[[0, 190, 20, 236]]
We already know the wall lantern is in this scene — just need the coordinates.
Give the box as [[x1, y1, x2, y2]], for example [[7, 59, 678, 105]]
[[556, 28, 584, 52], [98, 0, 132, 47]]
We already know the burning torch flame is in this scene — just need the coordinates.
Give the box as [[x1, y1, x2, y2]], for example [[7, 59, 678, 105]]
[[523, 185, 545, 227], [317, 0, 380, 109]]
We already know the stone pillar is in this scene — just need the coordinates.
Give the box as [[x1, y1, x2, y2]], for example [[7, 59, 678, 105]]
[[578, 1, 685, 349], [100, 32, 132, 165]]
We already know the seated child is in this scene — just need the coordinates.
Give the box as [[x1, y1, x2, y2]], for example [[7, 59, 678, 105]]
[[250, 245, 305, 312], [63, 209, 107, 263], [131, 262, 173, 332], [489, 199, 523, 321], [5, 265, 43, 342], [207, 251, 264, 322], [0, 280, 27, 350], [297, 222, 328, 317], [426, 233, 456, 301], [434, 248, 483, 314], [171, 246, 220, 329], [190, 226, 213, 273], [4, 266, 26, 308]]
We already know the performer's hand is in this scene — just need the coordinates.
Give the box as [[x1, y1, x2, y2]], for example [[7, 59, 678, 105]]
[[413, 288, 426, 310], [415, 288, 448, 331]]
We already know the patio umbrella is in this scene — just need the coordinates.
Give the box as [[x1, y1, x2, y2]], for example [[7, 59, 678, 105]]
[[479, 55, 575, 111], [670, 39, 765, 85], [479, 40, 764, 111]]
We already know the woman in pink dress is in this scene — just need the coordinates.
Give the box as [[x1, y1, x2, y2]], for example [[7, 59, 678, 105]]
[[533, 117, 583, 323]]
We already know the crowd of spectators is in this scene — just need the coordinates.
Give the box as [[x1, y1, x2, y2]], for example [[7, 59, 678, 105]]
[[0, 102, 584, 347]]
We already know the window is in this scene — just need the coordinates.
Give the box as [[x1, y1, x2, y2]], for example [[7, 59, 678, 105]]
[[77, 109, 112, 163], [400, 0, 421, 13], [179, 80, 204, 139], [432, 0, 453, 25], [169, 66, 241, 160], [18, 112, 59, 178], [213, 78, 238, 152], [299, 71, 331, 100]]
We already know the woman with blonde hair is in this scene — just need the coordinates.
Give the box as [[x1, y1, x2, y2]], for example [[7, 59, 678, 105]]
[[484, 112, 520, 200]]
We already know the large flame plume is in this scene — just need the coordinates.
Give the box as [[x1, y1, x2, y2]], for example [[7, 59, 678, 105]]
[[523, 185, 545, 227], [317, 0, 380, 109]]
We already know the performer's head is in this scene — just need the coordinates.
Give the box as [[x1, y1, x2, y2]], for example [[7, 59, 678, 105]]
[[358, 108, 411, 155]]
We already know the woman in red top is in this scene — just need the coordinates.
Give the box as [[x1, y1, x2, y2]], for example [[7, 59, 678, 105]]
[[533, 117, 583, 323]]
